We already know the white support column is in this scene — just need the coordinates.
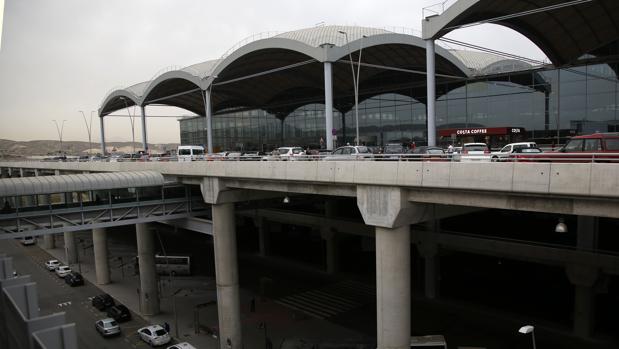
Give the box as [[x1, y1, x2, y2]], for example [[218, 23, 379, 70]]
[[204, 90, 213, 154], [140, 106, 148, 152], [64, 231, 77, 265], [93, 228, 110, 285], [376, 225, 411, 349], [99, 116, 107, 155], [426, 39, 436, 147], [324, 62, 334, 150], [136, 223, 160, 316], [213, 203, 242, 349]]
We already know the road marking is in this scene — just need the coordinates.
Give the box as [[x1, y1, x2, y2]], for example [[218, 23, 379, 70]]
[[58, 301, 72, 307]]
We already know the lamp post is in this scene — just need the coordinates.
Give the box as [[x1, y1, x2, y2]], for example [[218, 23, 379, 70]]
[[78, 110, 94, 157], [52, 119, 67, 155], [119, 97, 136, 155], [518, 325, 537, 349], [338, 31, 367, 146]]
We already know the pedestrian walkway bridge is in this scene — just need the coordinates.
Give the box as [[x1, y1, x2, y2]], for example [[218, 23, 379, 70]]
[[0, 171, 208, 238]]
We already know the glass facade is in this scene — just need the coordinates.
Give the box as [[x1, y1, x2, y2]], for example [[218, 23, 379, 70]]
[[180, 61, 619, 151]]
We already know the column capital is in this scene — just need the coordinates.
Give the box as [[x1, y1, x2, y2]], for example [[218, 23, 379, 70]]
[[357, 186, 430, 228]]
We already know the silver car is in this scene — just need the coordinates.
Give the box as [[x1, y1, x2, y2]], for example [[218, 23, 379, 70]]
[[138, 325, 171, 347], [323, 146, 373, 161], [95, 318, 120, 337]]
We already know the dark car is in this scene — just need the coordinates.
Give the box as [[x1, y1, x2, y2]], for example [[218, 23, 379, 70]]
[[407, 146, 446, 161], [64, 272, 84, 286], [106, 304, 132, 322], [92, 294, 115, 311]]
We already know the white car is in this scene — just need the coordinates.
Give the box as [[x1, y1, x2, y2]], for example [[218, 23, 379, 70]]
[[490, 142, 537, 161], [95, 318, 121, 337], [55, 265, 72, 278], [20, 236, 36, 246], [167, 343, 197, 349], [45, 259, 61, 271], [457, 143, 491, 162], [138, 325, 171, 347], [324, 146, 373, 161]]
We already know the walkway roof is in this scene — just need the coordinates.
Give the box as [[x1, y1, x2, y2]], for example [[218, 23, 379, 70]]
[[422, 0, 619, 66], [0, 171, 164, 197]]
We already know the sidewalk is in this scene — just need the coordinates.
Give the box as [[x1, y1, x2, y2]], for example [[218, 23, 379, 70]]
[[43, 233, 368, 349]]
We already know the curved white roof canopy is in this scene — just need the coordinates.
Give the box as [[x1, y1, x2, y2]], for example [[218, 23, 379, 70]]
[[0, 171, 164, 197], [99, 26, 473, 117], [422, 0, 619, 66]]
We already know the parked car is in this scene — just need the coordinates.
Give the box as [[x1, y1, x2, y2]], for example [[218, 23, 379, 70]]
[[64, 272, 84, 286], [138, 325, 171, 347], [92, 293, 115, 311], [45, 260, 61, 271], [278, 147, 306, 160], [324, 146, 373, 161], [456, 143, 491, 162], [491, 142, 537, 161], [407, 146, 446, 161], [95, 318, 121, 337], [106, 304, 132, 322], [55, 265, 71, 278], [20, 236, 36, 246], [177, 145, 205, 162], [167, 343, 197, 349], [508, 147, 544, 162]]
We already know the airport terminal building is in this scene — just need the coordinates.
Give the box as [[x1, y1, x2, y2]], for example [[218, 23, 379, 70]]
[[179, 38, 619, 152]]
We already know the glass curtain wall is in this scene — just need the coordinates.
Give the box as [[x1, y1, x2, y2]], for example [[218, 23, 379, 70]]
[[179, 61, 619, 150]]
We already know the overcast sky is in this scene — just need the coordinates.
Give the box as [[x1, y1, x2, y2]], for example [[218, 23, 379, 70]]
[[0, 0, 546, 144]]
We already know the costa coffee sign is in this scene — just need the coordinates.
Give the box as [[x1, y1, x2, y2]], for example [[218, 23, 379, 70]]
[[439, 127, 525, 137]]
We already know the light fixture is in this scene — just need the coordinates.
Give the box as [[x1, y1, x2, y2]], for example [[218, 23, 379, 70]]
[[518, 325, 536, 349], [555, 218, 568, 233], [282, 196, 290, 204]]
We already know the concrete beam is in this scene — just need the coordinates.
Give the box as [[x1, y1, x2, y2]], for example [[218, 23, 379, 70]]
[[357, 186, 429, 228], [407, 188, 619, 219], [413, 231, 619, 275]]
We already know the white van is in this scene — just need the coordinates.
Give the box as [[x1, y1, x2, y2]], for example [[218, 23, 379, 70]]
[[20, 236, 35, 246], [177, 146, 205, 162]]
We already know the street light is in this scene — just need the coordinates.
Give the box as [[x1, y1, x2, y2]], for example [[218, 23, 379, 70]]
[[518, 325, 537, 349], [119, 97, 136, 154], [338, 30, 367, 146], [555, 218, 568, 233], [78, 110, 94, 157], [52, 119, 67, 155]]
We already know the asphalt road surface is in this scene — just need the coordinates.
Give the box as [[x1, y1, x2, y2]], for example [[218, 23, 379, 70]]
[[0, 239, 154, 349]]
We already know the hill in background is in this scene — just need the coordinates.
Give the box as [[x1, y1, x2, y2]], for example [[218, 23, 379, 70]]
[[0, 139, 179, 157]]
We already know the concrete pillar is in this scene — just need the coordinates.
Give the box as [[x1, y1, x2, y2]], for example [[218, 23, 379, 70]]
[[93, 228, 110, 285], [321, 228, 338, 274], [43, 234, 55, 249], [140, 106, 148, 152], [425, 39, 436, 146], [204, 90, 213, 154], [136, 223, 159, 316], [324, 62, 334, 150], [376, 225, 411, 349], [577, 216, 598, 250], [256, 217, 270, 257], [212, 203, 242, 349], [38, 194, 55, 249], [64, 231, 77, 265], [99, 116, 107, 155], [565, 216, 600, 337], [566, 265, 598, 338], [419, 219, 440, 299]]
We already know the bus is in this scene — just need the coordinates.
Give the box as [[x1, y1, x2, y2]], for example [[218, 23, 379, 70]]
[[154, 255, 191, 276]]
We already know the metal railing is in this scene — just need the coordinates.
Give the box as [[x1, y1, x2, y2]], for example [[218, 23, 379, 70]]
[[422, 0, 458, 18], [13, 151, 619, 164]]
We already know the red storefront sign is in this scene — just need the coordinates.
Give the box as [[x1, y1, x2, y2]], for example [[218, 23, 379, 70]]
[[438, 127, 525, 137]]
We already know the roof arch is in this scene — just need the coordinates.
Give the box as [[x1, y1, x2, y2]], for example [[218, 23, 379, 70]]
[[98, 82, 145, 117], [422, 0, 619, 66]]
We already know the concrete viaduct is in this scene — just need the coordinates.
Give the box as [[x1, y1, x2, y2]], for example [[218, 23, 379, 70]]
[[1, 160, 618, 349]]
